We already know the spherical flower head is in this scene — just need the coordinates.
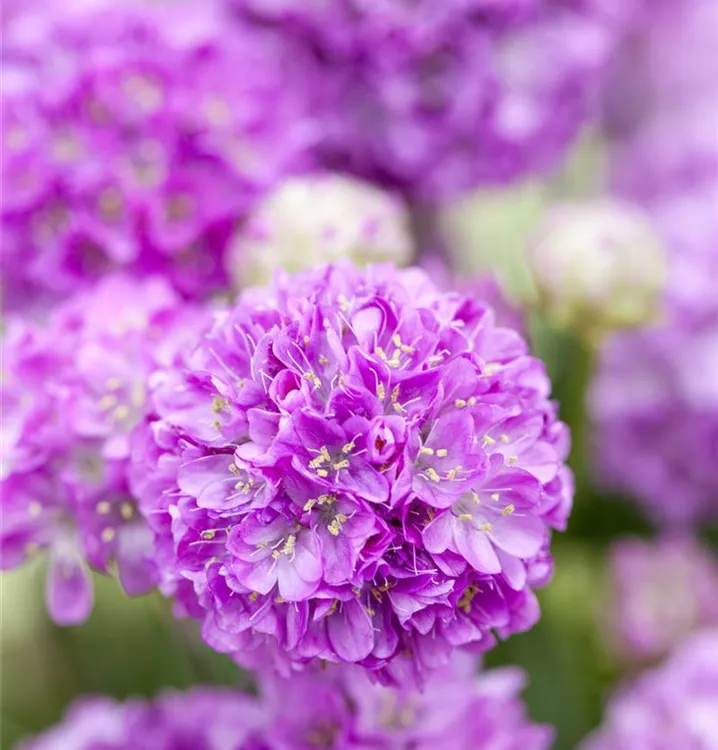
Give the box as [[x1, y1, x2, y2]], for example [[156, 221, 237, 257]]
[[259, 656, 553, 749], [582, 629, 718, 750], [1, 0, 318, 312], [19, 689, 267, 750], [226, 173, 414, 289], [228, 0, 640, 200], [526, 199, 666, 340], [0, 274, 207, 625], [135, 261, 572, 682], [607, 536, 718, 663]]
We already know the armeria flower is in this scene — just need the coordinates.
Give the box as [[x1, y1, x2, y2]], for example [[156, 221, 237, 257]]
[[607, 536, 718, 663], [0, 0, 317, 312], [21, 658, 553, 750], [226, 173, 414, 289], [0, 274, 207, 625], [134, 262, 572, 682], [18, 689, 267, 750], [581, 630, 718, 750], [226, 0, 639, 200]]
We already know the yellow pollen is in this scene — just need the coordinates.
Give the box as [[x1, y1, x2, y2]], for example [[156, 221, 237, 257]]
[[101, 527, 116, 543], [392, 334, 402, 347], [212, 419, 223, 431], [458, 585, 477, 614], [391, 349, 401, 362], [327, 513, 348, 536], [446, 466, 461, 480], [337, 294, 350, 311], [327, 599, 339, 616], [458, 513, 473, 522], [303, 335, 310, 345], [317, 469, 329, 477], [387, 357, 401, 368], [309, 446, 331, 469], [275, 596, 285, 603], [229, 463, 239, 474], [120, 502, 134, 520], [435, 448, 448, 458], [342, 442, 355, 454], [482, 435, 496, 447], [303, 498, 317, 512], [502, 504, 516, 516], [467, 397, 477, 407], [478, 522, 493, 533], [470, 491, 481, 505], [28, 501, 42, 518], [98, 394, 118, 410], [211, 396, 228, 413], [112, 405, 130, 422], [96, 501, 111, 515], [390, 385, 400, 403], [490, 492, 500, 502], [377, 383, 386, 401], [106, 377, 123, 390], [455, 399, 467, 408], [426, 468, 441, 483], [508, 456, 518, 466], [393, 402, 404, 414], [371, 588, 383, 602], [319, 355, 329, 365], [332, 459, 350, 471], [484, 363, 500, 376], [376, 346, 387, 361], [419, 446, 434, 455], [282, 535, 296, 555], [248, 591, 259, 602], [201, 530, 216, 540], [499, 434, 510, 444], [272, 550, 281, 560]]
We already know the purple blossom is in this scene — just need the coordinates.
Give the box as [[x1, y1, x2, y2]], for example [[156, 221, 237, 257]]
[[607, 536, 718, 663], [134, 262, 572, 682], [582, 630, 718, 750], [1, 0, 318, 312], [226, 0, 639, 200], [0, 274, 207, 624], [21, 658, 552, 750]]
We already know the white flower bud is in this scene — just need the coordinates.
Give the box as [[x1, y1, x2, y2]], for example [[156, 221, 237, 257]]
[[527, 199, 666, 338], [227, 173, 414, 288]]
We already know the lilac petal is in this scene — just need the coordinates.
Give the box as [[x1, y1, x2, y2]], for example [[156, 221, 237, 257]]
[[292, 410, 345, 451], [327, 598, 374, 662], [236, 555, 278, 596], [454, 522, 501, 574], [497, 548, 527, 590], [489, 514, 544, 559], [177, 454, 234, 509], [46, 544, 94, 626], [277, 533, 322, 601], [116, 523, 155, 596], [345, 461, 389, 504], [422, 512, 453, 554], [320, 529, 355, 585]]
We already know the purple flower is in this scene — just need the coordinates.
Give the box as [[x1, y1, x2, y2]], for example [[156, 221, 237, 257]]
[[0, 274, 207, 624], [134, 262, 572, 681], [582, 630, 718, 750], [226, 0, 639, 200], [21, 658, 553, 750], [1, 0, 318, 312], [607, 536, 718, 663]]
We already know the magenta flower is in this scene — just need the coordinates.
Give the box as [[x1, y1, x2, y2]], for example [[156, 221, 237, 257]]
[[21, 657, 552, 750], [134, 262, 572, 681], [582, 630, 718, 750], [226, 0, 639, 200], [1, 0, 318, 312], [0, 274, 207, 624], [608, 536, 718, 663]]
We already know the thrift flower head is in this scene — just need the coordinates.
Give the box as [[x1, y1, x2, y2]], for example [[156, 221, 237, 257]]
[[227, 0, 639, 200], [526, 199, 666, 339], [582, 630, 718, 750], [0, 274, 206, 624], [1, 0, 317, 311], [135, 262, 572, 682], [227, 173, 413, 289], [608, 536, 718, 663], [21, 658, 552, 750]]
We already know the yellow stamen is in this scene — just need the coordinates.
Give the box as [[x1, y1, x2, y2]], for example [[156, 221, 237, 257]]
[[502, 504, 515, 516], [490, 492, 500, 502], [28, 501, 43, 518], [101, 527, 116, 543], [96, 501, 111, 515], [120, 502, 134, 520], [478, 522, 493, 533], [435, 448, 448, 458], [455, 399, 467, 408], [332, 460, 350, 471], [377, 383, 386, 401], [419, 446, 434, 456], [201, 530, 216, 540], [458, 513, 473, 522], [499, 434, 510, 444], [426, 468, 441, 483]]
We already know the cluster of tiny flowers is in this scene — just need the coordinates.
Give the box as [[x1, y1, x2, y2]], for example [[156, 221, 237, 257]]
[[226, 0, 639, 200], [21, 658, 552, 750], [592, 0, 718, 524], [607, 536, 718, 663], [1, 0, 317, 311], [0, 275, 207, 624], [226, 173, 414, 289], [581, 630, 718, 750], [134, 262, 572, 682]]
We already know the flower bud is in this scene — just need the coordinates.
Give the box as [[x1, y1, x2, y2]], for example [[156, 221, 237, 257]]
[[527, 199, 666, 339], [227, 173, 414, 288]]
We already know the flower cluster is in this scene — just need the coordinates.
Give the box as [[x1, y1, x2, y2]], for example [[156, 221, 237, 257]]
[[608, 536, 718, 663], [582, 630, 718, 750], [226, 173, 414, 289], [0, 275, 207, 624], [1, 0, 317, 311], [226, 0, 639, 200], [21, 658, 552, 750], [134, 262, 572, 682]]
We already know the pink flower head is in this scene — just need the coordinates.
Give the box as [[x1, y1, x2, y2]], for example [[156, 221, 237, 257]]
[[134, 262, 572, 682]]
